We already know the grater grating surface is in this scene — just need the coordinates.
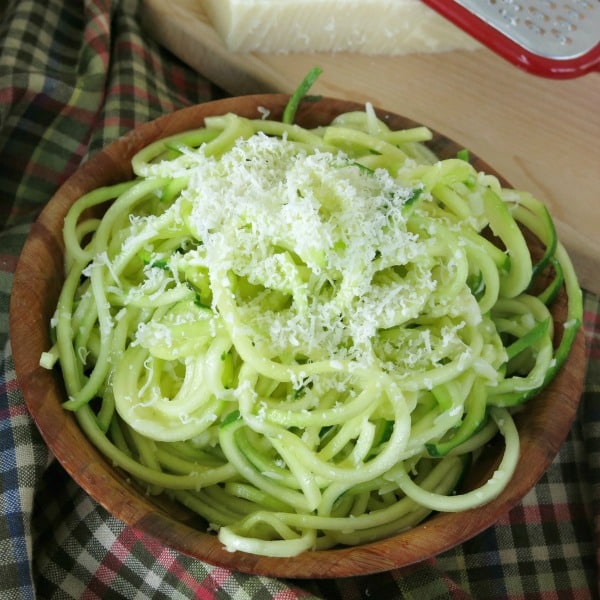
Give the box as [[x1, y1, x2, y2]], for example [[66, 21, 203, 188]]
[[455, 0, 599, 60], [422, 0, 600, 77]]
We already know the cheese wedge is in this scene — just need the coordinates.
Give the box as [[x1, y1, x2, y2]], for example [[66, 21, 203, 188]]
[[201, 0, 480, 55]]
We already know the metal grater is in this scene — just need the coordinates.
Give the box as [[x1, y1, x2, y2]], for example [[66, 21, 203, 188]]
[[421, 0, 600, 78]]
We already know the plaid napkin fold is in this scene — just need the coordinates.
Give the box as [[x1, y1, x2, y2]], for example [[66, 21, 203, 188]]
[[1, 1, 598, 598]]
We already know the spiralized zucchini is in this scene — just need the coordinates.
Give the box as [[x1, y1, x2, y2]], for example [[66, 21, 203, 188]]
[[41, 96, 582, 557]]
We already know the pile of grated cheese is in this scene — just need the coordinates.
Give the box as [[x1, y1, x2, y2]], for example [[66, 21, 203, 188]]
[[134, 132, 477, 377]]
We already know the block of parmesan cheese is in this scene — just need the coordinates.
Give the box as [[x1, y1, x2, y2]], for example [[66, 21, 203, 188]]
[[201, 0, 480, 55]]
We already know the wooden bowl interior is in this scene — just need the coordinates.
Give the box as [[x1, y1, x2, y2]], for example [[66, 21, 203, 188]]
[[10, 95, 586, 579]]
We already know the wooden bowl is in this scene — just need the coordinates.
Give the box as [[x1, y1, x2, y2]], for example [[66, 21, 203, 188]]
[[10, 95, 586, 579]]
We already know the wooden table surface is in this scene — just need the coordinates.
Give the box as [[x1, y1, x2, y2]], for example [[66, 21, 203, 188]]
[[142, 0, 600, 295]]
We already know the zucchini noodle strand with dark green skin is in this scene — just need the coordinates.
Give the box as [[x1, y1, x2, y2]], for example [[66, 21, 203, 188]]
[[40, 101, 582, 557]]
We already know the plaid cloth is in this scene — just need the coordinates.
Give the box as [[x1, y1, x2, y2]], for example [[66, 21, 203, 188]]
[[1, 1, 598, 598]]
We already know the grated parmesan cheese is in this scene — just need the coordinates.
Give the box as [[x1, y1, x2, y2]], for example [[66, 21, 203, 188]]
[[112, 130, 486, 391]]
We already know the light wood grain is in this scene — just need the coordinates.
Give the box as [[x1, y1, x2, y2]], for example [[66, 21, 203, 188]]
[[11, 95, 586, 578], [141, 0, 600, 295]]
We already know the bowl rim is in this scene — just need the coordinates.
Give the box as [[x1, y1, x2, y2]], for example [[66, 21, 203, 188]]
[[9, 93, 586, 579]]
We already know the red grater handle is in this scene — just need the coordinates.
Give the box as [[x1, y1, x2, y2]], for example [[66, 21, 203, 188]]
[[421, 0, 600, 79]]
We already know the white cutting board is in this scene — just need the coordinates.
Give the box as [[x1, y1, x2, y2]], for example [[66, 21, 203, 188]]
[[142, 0, 600, 295]]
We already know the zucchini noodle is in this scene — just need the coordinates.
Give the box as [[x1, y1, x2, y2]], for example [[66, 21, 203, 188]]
[[41, 98, 582, 558]]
